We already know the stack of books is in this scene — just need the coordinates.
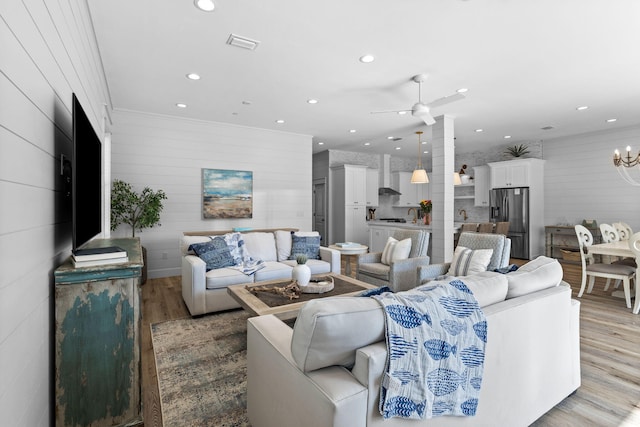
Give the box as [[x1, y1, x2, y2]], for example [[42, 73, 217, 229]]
[[72, 246, 128, 268], [335, 242, 361, 248]]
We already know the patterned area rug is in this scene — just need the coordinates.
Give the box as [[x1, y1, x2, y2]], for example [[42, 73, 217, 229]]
[[151, 310, 251, 427]]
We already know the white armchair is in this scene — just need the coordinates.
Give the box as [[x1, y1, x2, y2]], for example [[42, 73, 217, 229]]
[[355, 229, 430, 292]]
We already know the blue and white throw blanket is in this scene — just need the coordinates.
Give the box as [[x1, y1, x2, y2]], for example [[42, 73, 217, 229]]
[[372, 279, 487, 420], [223, 232, 265, 275]]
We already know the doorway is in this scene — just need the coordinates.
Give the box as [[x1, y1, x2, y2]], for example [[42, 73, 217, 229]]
[[312, 178, 327, 244]]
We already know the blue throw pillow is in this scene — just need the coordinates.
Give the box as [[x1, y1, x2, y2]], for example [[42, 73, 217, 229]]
[[289, 234, 321, 260], [189, 237, 235, 271]]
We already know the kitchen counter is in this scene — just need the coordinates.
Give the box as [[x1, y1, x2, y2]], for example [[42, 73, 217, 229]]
[[367, 220, 464, 231]]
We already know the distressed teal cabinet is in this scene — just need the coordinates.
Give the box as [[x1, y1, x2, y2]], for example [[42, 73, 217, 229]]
[[54, 238, 143, 427]]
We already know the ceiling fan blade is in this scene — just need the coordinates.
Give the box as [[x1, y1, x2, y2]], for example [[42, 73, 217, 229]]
[[370, 109, 411, 114], [419, 112, 436, 126], [426, 92, 465, 109]]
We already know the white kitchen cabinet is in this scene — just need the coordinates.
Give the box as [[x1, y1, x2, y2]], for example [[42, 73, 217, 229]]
[[331, 165, 369, 244], [473, 165, 490, 206], [488, 158, 543, 188], [366, 168, 379, 207], [392, 172, 429, 206], [346, 205, 369, 244]]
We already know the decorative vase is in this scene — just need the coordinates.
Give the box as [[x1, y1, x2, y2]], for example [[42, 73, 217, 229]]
[[292, 264, 311, 286], [423, 213, 431, 225]]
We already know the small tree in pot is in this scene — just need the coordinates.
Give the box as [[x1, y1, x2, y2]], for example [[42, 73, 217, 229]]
[[110, 179, 167, 237], [110, 179, 167, 283]]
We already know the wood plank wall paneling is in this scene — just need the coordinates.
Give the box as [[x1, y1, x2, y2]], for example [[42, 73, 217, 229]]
[[108, 110, 314, 279], [0, 1, 109, 425], [543, 126, 640, 230]]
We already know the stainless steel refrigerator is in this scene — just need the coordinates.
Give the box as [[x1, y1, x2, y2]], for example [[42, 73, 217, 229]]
[[490, 187, 530, 259]]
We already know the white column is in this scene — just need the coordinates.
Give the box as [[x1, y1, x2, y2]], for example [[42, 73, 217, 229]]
[[430, 115, 456, 263]]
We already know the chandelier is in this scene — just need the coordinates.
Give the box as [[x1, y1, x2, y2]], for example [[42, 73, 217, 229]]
[[411, 131, 429, 183], [613, 146, 640, 186]]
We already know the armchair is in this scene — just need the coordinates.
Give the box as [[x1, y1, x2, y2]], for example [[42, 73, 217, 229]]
[[418, 232, 511, 284], [355, 229, 430, 292]]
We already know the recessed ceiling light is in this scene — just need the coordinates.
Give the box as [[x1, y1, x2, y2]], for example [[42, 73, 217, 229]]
[[359, 54, 375, 63], [475, 129, 483, 132], [186, 73, 201, 80], [423, 150, 429, 154], [398, 111, 407, 115], [275, 119, 285, 124], [349, 129, 357, 133], [456, 88, 469, 93], [421, 141, 427, 145], [307, 99, 318, 104], [606, 118, 617, 123], [504, 135, 512, 139], [176, 103, 187, 108], [364, 142, 371, 146], [194, 0, 215, 12], [318, 142, 324, 145], [395, 147, 401, 150], [387, 136, 395, 140], [576, 106, 589, 111]]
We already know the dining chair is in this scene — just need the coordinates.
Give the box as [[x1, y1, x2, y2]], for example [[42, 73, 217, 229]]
[[613, 222, 633, 241], [574, 224, 635, 308], [626, 232, 640, 315], [494, 222, 510, 235], [460, 223, 479, 233], [599, 223, 622, 289], [478, 222, 494, 233]]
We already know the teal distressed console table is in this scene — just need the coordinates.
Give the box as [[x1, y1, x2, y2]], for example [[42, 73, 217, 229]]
[[54, 238, 143, 427]]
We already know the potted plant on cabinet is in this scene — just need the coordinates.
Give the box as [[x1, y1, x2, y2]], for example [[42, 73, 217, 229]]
[[110, 179, 167, 284]]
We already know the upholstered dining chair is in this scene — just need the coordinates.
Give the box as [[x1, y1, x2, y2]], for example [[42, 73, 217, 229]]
[[460, 223, 479, 233], [574, 224, 635, 309], [356, 229, 430, 292], [477, 223, 494, 233], [494, 221, 510, 235], [417, 232, 511, 284]]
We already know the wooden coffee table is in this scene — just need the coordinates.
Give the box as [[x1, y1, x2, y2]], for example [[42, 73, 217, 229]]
[[227, 273, 378, 320]]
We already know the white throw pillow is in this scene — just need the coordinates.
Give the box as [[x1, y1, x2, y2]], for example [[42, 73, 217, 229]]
[[389, 238, 411, 263], [505, 256, 563, 299], [447, 246, 493, 276], [381, 237, 398, 265]]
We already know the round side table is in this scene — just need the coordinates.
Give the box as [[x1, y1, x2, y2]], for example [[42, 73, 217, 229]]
[[329, 244, 369, 277]]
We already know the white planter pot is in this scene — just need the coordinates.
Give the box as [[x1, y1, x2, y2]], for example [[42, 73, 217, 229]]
[[292, 264, 311, 286]]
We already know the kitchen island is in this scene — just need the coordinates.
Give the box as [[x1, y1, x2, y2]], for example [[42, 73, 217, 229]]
[[367, 220, 463, 252]]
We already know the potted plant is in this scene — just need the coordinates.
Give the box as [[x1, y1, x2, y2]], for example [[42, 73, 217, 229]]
[[292, 254, 311, 286], [110, 179, 167, 283], [419, 199, 432, 225], [504, 144, 530, 158]]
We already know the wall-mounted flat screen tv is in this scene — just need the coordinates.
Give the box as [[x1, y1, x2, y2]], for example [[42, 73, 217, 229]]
[[72, 93, 102, 252]]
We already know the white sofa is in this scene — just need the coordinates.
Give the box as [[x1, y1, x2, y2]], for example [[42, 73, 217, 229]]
[[247, 257, 581, 427], [181, 228, 340, 316]]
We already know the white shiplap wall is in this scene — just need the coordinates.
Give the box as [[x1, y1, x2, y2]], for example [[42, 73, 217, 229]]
[[543, 125, 640, 230], [0, 1, 109, 425], [108, 109, 313, 278]]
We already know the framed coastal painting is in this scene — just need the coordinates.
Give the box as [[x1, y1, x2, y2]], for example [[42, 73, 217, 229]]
[[202, 168, 253, 219]]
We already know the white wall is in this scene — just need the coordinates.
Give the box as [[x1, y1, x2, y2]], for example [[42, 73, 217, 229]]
[[0, 1, 109, 425], [543, 124, 640, 230], [109, 109, 313, 278]]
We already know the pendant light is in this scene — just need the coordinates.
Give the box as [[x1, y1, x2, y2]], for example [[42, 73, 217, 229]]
[[411, 131, 429, 183]]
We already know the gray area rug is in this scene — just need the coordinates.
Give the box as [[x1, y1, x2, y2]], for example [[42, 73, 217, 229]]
[[151, 310, 252, 427]]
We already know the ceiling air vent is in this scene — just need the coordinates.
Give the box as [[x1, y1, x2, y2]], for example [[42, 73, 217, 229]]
[[226, 34, 260, 50]]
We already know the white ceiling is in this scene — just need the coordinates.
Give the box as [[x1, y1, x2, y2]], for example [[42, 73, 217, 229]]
[[88, 0, 640, 159]]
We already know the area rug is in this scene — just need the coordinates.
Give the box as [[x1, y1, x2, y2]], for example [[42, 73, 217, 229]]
[[151, 310, 251, 427]]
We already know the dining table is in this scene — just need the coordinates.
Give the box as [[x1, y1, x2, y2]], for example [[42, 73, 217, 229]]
[[587, 240, 640, 314]]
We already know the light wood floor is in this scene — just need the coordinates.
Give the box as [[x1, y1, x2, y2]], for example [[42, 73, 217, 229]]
[[140, 260, 640, 426]]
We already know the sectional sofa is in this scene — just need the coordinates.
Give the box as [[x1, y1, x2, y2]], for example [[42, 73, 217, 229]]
[[246, 256, 581, 426]]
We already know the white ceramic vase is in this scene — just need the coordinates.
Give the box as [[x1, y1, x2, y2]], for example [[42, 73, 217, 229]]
[[292, 264, 311, 286]]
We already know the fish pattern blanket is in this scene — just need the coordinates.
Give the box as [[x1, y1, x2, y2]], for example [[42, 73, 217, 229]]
[[372, 279, 487, 420]]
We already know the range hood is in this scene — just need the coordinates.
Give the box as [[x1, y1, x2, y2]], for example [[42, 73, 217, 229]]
[[378, 154, 401, 196]]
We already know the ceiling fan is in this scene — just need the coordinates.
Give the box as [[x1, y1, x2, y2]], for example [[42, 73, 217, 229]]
[[371, 74, 465, 126]]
